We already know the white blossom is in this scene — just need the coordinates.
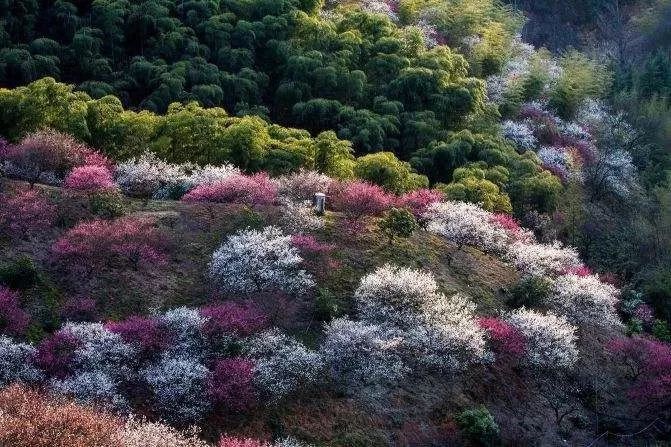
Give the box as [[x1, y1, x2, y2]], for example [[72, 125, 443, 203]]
[[505, 240, 582, 277], [209, 226, 315, 295], [0, 336, 42, 386], [121, 417, 210, 447], [244, 329, 324, 402], [142, 354, 211, 423], [158, 307, 207, 360], [321, 318, 408, 389], [115, 152, 188, 198], [63, 322, 136, 380], [51, 370, 129, 410], [548, 274, 621, 327], [276, 170, 333, 202], [507, 308, 578, 369], [501, 120, 537, 151], [279, 199, 325, 233], [424, 201, 510, 253]]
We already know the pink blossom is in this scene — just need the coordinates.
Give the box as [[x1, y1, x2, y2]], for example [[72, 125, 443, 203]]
[[608, 337, 671, 404], [561, 265, 592, 277], [106, 316, 169, 357], [35, 330, 80, 379], [64, 165, 117, 192], [182, 173, 277, 205], [329, 181, 393, 218], [52, 217, 167, 271], [207, 357, 256, 412], [0, 189, 56, 237], [478, 317, 526, 358], [0, 287, 30, 336], [201, 301, 269, 338], [396, 189, 444, 218], [291, 234, 334, 254]]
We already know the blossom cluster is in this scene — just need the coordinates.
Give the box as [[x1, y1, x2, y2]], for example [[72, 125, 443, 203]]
[[0, 300, 325, 421], [322, 264, 489, 394], [209, 226, 315, 296], [52, 216, 168, 272], [0, 129, 111, 185]]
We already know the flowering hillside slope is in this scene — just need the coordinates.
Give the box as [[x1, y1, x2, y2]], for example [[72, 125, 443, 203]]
[[0, 159, 666, 445]]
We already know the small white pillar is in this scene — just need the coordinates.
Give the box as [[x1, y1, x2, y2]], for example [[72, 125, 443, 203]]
[[314, 192, 326, 215]]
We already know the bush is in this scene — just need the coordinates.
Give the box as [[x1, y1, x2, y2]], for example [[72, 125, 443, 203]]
[[313, 288, 343, 322], [207, 357, 256, 412], [0, 256, 38, 289], [354, 152, 428, 194], [209, 226, 314, 296], [506, 308, 578, 369], [52, 217, 167, 272], [142, 355, 211, 423], [0, 189, 57, 238], [0, 384, 121, 447], [105, 316, 169, 359], [244, 329, 324, 402], [201, 301, 269, 339], [478, 317, 526, 359], [508, 276, 553, 308], [0, 336, 42, 387], [548, 274, 620, 328], [121, 417, 210, 447], [35, 330, 80, 379], [329, 181, 393, 219], [608, 337, 671, 407], [379, 208, 418, 243], [456, 406, 500, 446], [276, 170, 333, 201], [88, 191, 125, 219], [182, 173, 277, 206], [63, 165, 117, 193], [396, 188, 444, 219], [2, 129, 108, 185], [0, 287, 30, 336]]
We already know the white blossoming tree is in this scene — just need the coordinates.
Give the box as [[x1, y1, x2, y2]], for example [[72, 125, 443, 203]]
[[505, 241, 582, 277], [209, 226, 315, 295], [51, 370, 129, 410], [424, 201, 510, 253], [244, 329, 324, 402], [548, 274, 620, 328], [506, 308, 578, 369], [0, 336, 42, 386], [142, 354, 211, 423], [320, 318, 408, 389]]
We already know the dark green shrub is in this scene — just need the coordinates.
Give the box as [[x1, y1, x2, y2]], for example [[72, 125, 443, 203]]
[[0, 256, 38, 289], [314, 288, 342, 322], [89, 191, 126, 219], [456, 406, 500, 446], [508, 276, 552, 308], [652, 319, 671, 342], [379, 207, 418, 243], [645, 269, 671, 322]]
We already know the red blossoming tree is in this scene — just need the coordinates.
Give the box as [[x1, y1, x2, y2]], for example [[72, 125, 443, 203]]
[[0, 287, 30, 336], [182, 173, 277, 206], [52, 217, 168, 272], [0, 189, 57, 238], [208, 357, 257, 412]]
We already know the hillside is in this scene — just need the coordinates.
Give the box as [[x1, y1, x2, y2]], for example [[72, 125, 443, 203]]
[[1, 0, 670, 446]]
